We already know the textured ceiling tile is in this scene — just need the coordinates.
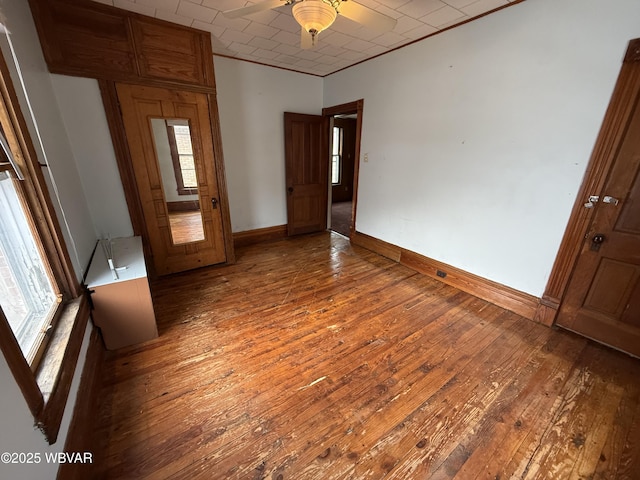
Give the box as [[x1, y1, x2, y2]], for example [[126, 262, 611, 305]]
[[422, 5, 466, 27], [349, 25, 384, 42], [271, 29, 300, 45], [275, 54, 299, 65], [317, 54, 341, 65], [221, 28, 254, 44], [317, 44, 345, 57], [462, 0, 509, 17], [252, 48, 281, 59], [443, 0, 477, 8], [137, 0, 179, 12], [322, 31, 354, 47], [114, 0, 155, 16], [154, 9, 194, 27], [212, 12, 250, 29], [340, 49, 369, 61], [372, 31, 406, 47], [176, 1, 217, 22], [269, 12, 300, 33], [294, 58, 320, 69], [243, 8, 281, 25], [364, 44, 389, 56], [192, 19, 226, 36], [376, 0, 412, 8], [244, 21, 280, 38], [90, 0, 521, 76], [229, 41, 258, 55], [248, 36, 280, 50], [330, 16, 362, 34], [274, 43, 301, 55], [297, 49, 323, 61], [393, 15, 426, 34], [315, 63, 338, 74], [403, 22, 439, 39], [354, 0, 382, 9], [397, 0, 446, 18], [201, 0, 245, 11], [343, 37, 376, 52], [363, 3, 404, 20]]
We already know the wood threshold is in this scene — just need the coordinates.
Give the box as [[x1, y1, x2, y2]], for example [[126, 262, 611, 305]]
[[351, 230, 540, 322]]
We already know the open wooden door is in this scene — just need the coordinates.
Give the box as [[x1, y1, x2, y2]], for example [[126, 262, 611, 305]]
[[556, 45, 640, 357], [284, 112, 328, 236], [116, 83, 227, 275]]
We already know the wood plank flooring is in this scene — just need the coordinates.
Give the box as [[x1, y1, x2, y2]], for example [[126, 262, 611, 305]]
[[89, 232, 640, 480]]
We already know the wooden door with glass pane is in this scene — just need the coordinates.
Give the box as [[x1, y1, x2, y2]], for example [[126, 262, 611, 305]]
[[116, 84, 226, 275]]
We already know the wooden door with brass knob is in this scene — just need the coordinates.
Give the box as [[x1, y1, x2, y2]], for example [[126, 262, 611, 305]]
[[284, 112, 328, 236], [116, 83, 227, 275], [556, 57, 640, 357]]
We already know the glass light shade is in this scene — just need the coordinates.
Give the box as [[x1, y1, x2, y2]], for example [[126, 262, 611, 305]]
[[292, 0, 337, 34]]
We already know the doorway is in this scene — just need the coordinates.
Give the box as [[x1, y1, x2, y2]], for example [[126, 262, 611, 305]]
[[323, 100, 363, 239]]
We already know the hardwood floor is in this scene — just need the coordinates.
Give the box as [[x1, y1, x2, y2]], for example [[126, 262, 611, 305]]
[[89, 232, 640, 480]]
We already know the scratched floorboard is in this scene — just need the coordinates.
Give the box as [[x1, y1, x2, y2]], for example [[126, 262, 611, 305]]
[[88, 232, 640, 480]]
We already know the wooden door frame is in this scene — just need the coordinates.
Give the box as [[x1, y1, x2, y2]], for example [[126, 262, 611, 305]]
[[322, 99, 364, 239], [535, 38, 640, 326], [99, 80, 235, 275]]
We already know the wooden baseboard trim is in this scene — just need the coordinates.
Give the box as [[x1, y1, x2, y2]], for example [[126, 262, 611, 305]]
[[533, 295, 560, 327], [351, 231, 541, 322], [56, 326, 104, 480], [233, 224, 288, 248], [351, 231, 401, 262]]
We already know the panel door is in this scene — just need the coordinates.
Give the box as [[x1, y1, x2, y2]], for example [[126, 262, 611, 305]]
[[116, 83, 226, 275], [557, 89, 640, 357], [284, 112, 328, 236]]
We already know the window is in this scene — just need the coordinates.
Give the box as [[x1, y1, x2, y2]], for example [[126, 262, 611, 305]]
[[331, 126, 343, 185], [166, 120, 198, 195], [0, 164, 59, 368], [0, 44, 86, 444]]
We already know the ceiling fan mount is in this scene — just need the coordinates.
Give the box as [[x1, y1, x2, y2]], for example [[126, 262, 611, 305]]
[[224, 0, 397, 49]]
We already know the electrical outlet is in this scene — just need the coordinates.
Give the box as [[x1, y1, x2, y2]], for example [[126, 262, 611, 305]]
[[363, 153, 369, 162]]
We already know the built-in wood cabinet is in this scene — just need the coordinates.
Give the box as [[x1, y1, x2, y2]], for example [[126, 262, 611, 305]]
[[28, 0, 215, 89], [28, 0, 234, 273]]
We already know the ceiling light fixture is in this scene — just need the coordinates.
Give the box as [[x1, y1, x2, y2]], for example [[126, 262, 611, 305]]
[[291, 0, 338, 45]]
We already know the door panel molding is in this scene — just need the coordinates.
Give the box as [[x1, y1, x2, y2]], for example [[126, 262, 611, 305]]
[[538, 38, 640, 325]]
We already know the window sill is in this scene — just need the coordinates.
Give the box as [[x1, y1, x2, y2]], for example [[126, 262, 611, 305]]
[[34, 294, 91, 444]]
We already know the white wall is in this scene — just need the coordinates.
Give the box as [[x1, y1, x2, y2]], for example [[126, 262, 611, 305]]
[[0, 325, 91, 479], [215, 57, 323, 233], [50, 75, 133, 239], [324, 0, 640, 297], [0, 1, 96, 478], [47, 57, 325, 237]]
